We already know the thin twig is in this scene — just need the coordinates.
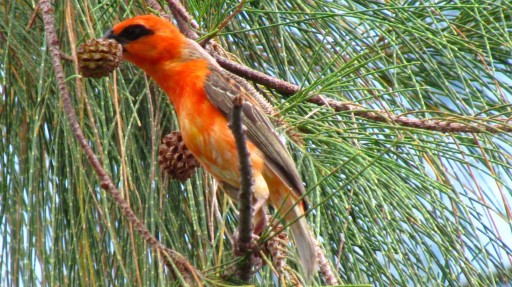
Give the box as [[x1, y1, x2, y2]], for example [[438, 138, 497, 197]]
[[229, 95, 254, 282], [26, 2, 40, 31], [40, 1, 202, 285], [199, 0, 245, 47], [144, 0, 169, 20], [167, 0, 200, 39], [213, 55, 299, 95], [60, 51, 74, 62]]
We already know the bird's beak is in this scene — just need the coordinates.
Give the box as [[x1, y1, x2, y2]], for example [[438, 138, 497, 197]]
[[104, 29, 117, 41]]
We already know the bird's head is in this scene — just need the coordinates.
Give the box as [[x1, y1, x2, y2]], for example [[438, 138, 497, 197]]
[[105, 15, 185, 68]]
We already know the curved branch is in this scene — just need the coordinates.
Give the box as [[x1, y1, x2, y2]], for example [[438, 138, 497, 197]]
[[40, 1, 202, 285]]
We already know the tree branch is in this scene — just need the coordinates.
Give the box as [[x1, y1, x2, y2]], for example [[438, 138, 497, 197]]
[[229, 95, 254, 282], [40, 0, 201, 285], [213, 55, 299, 95]]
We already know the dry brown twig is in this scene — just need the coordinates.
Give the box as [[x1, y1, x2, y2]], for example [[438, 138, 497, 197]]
[[26, 2, 40, 31], [40, 0, 202, 285]]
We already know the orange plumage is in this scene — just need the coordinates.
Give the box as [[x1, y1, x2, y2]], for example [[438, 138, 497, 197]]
[[106, 15, 317, 280]]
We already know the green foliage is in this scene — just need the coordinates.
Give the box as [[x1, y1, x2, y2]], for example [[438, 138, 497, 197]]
[[1, 0, 511, 286]]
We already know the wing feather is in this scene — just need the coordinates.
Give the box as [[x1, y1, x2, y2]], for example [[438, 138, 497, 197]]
[[204, 69, 307, 206]]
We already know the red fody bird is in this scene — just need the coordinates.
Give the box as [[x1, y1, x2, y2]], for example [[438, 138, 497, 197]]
[[105, 15, 317, 279]]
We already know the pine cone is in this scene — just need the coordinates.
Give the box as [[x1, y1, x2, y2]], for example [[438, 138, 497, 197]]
[[267, 224, 289, 272], [267, 223, 303, 286], [77, 39, 122, 78], [158, 131, 200, 181]]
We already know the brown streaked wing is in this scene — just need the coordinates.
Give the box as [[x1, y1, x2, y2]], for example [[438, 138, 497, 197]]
[[203, 69, 307, 207]]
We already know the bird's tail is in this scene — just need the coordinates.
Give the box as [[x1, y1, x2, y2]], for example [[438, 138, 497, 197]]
[[270, 192, 317, 282], [289, 214, 317, 281]]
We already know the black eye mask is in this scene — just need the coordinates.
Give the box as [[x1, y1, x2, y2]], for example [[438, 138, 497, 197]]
[[105, 24, 154, 44]]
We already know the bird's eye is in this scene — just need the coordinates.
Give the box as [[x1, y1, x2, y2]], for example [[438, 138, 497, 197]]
[[117, 24, 154, 42]]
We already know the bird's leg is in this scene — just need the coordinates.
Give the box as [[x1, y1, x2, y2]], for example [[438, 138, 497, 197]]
[[252, 198, 268, 235]]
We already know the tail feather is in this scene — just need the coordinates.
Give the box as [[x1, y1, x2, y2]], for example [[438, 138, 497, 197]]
[[290, 216, 317, 282], [266, 171, 317, 281]]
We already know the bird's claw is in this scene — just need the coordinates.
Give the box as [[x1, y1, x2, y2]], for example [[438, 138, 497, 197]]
[[233, 231, 261, 256]]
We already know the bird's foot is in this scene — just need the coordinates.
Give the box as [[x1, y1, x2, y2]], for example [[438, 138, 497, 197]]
[[233, 231, 261, 256]]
